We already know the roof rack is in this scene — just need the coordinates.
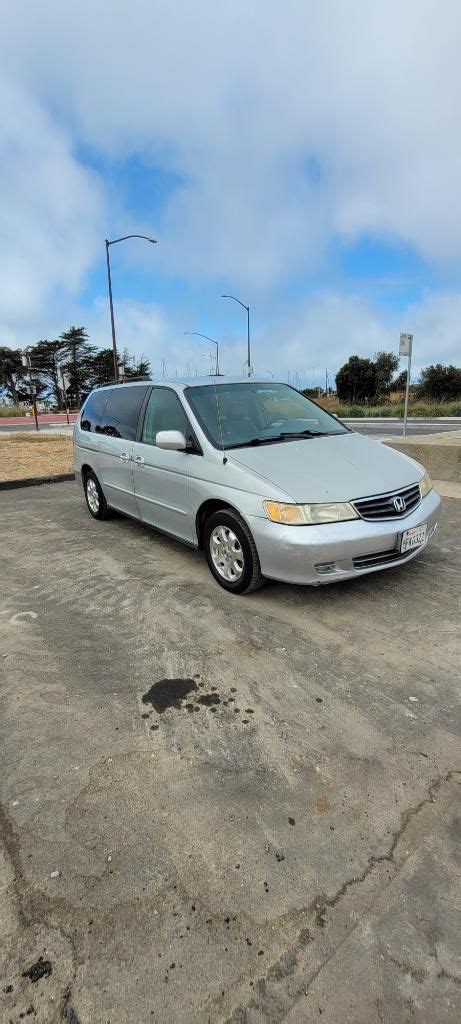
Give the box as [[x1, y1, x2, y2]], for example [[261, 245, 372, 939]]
[[95, 375, 152, 388]]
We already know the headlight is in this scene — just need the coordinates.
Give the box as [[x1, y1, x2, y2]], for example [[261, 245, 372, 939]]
[[264, 500, 359, 526], [419, 471, 432, 498]]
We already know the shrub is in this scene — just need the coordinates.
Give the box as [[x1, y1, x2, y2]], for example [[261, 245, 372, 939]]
[[418, 364, 461, 401], [0, 405, 27, 417], [325, 399, 461, 418]]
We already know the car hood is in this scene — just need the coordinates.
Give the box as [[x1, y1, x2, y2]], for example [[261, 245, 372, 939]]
[[228, 431, 423, 503]]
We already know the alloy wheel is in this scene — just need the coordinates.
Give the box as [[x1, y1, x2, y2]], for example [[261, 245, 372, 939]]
[[210, 525, 245, 582], [86, 478, 100, 514]]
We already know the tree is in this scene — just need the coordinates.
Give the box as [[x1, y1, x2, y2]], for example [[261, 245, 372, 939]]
[[392, 369, 408, 392], [59, 326, 96, 407], [2, 329, 153, 409], [32, 339, 67, 407], [125, 355, 151, 378], [418, 364, 461, 401], [0, 346, 24, 403], [335, 356, 377, 402], [374, 351, 399, 396], [86, 348, 115, 389]]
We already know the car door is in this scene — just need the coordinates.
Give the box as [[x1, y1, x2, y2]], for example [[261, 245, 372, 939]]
[[96, 385, 149, 517], [132, 387, 196, 543]]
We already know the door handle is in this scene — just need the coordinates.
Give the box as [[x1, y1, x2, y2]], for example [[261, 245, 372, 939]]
[[120, 452, 131, 463], [134, 455, 145, 467]]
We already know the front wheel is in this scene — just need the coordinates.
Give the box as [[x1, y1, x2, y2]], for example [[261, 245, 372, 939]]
[[204, 509, 265, 594]]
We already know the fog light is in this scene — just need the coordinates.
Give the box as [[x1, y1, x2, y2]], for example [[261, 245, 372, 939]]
[[315, 561, 337, 575]]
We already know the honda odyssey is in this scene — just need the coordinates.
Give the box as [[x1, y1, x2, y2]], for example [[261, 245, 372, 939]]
[[73, 378, 441, 593]]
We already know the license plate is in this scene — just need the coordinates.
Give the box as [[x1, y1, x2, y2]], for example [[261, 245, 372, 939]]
[[400, 523, 427, 553]]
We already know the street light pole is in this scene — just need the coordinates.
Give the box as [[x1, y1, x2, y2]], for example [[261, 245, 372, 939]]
[[105, 234, 157, 380], [105, 240, 117, 380], [221, 294, 251, 377], [184, 332, 220, 375]]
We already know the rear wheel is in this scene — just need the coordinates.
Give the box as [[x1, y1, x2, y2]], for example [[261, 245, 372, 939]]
[[83, 470, 110, 520], [204, 509, 265, 594]]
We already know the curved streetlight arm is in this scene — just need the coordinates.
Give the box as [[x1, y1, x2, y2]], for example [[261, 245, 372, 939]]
[[106, 234, 157, 246], [221, 293, 249, 312], [184, 332, 220, 375]]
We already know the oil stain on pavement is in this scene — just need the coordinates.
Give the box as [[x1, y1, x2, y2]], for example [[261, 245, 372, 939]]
[[141, 678, 255, 727], [142, 678, 198, 713]]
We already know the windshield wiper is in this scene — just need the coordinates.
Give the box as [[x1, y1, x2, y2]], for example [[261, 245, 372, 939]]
[[227, 431, 332, 450], [277, 430, 331, 438], [227, 437, 278, 449]]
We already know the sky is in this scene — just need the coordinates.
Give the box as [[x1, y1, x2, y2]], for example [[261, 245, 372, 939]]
[[1, 0, 461, 386]]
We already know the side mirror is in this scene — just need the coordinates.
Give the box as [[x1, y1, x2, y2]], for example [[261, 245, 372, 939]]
[[156, 430, 187, 451]]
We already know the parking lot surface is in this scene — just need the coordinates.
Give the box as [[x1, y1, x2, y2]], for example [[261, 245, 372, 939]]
[[1, 481, 459, 1024]]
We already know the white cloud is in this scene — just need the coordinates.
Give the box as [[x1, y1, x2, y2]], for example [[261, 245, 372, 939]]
[[84, 288, 461, 385], [0, 74, 104, 334], [256, 290, 461, 385]]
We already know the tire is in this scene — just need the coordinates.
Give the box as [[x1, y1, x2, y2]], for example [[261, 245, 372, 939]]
[[204, 508, 265, 594], [83, 469, 110, 521]]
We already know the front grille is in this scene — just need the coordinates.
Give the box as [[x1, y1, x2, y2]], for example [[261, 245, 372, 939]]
[[353, 482, 421, 521], [353, 548, 406, 570]]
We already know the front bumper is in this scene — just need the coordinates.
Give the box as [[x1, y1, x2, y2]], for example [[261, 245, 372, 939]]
[[247, 488, 442, 585]]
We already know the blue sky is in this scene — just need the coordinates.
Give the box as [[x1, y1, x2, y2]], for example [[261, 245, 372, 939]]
[[1, 1, 461, 385]]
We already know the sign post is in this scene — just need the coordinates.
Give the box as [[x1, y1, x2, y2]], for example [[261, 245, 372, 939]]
[[399, 333, 413, 438], [21, 350, 39, 431], [24, 384, 39, 431], [57, 369, 71, 425]]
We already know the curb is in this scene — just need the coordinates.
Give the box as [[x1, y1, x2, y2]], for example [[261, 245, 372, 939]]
[[343, 417, 461, 423], [0, 473, 75, 491]]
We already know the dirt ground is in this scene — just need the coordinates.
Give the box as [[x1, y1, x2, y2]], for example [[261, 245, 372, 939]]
[[0, 433, 73, 482], [0, 480, 459, 1024]]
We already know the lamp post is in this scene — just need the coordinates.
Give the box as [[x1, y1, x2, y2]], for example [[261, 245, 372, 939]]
[[105, 235, 157, 379], [184, 332, 220, 375], [221, 294, 251, 377]]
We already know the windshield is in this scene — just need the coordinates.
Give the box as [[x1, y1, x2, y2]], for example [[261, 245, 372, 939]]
[[184, 383, 348, 449]]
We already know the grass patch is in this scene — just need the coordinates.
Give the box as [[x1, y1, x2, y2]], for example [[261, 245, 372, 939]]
[[0, 433, 73, 482], [320, 400, 461, 418], [0, 406, 28, 417]]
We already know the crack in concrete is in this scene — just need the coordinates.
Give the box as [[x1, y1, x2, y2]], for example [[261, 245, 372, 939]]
[[2, 769, 458, 1024], [61, 985, 82, 1023], [376, 998, 385, 1024], [226, 770, 458, 1023], [388, 956, 429, 984], [312, 771, 456, 925], [437, 968, 461, 986], [0, 800, 81, 1016]]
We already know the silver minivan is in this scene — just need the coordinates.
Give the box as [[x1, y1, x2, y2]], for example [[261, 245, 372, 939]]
[[73, 378, 441, 593]]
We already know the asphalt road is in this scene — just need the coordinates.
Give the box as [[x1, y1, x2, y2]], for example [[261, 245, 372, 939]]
[[347, 418, 460, 438], [1, 482, 460, 1024], [0, 422, 76, 433], [0, 417, 460, 437]]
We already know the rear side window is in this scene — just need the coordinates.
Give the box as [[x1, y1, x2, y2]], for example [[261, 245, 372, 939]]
[[142, 388, 189, 445], [80, 390, 111, 432], [100, 385, 148, 440]]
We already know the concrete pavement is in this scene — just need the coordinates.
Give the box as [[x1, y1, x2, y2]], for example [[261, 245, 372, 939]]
[[0, 482, 460, 1024]]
